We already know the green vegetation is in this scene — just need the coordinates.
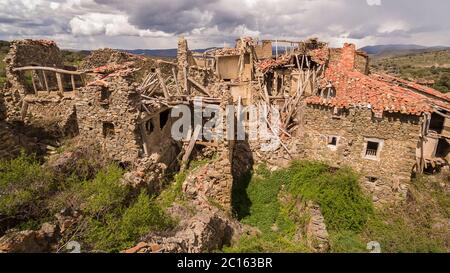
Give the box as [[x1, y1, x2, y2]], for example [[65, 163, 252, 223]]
[[52, 164, 175, 252], [61, 50, 89, 67], [226, 161, 449, 253], [0, 151, 174, 252], [0, 152, 55, 217], [157, 158, 210, 210], [0, 40, 9, 87], [85, 189, 174, 252], [371, 50, 450, 93]]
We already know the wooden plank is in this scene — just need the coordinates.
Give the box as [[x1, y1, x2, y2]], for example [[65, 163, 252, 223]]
[[172, 67, 181, 94], [31, 72, 37, 94], [56, 72, 64, 95], [188, 77, 212, 97], [181, 123, 202, 171], [13, 66, 84, 75], [71, 75, 76, 91], [139, 123, 149, 156], [157, 59, 177, 66], [20, 101, 29, 120], [183, 63, 189, 94]]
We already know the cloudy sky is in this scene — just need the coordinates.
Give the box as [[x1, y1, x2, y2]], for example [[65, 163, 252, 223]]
[[0, 0, 449, 50]]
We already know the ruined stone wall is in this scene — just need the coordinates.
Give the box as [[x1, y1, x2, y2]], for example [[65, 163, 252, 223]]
[[75, 79, 142, 164], [183, 140, 234, 211], [2, 40, 64, 121], [0, 92, 5, 121], [22, 96, 77, 136], [255, 41, 272, 59], [299, 105, 421, 204], [355, 51, 369, 75]]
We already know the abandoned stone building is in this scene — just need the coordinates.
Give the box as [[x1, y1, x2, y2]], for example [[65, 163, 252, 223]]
[[1, 36, 449, 210]]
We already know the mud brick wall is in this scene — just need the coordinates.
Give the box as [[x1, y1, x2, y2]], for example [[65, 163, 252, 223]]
[[299, 104, 421, 204], [75, 79, 142, 164]]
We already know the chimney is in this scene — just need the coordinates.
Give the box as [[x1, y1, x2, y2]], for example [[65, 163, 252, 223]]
[[340, 43, 356, 70]]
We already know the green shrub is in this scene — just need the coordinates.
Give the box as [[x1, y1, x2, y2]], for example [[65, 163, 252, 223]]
[[329, 231, 366, 253], [80, 164, 128, 216], [280, 162, 372, 232], [86, 189, 174, 252], [0, 152, 54, 216], [230, 161, 373, 253]]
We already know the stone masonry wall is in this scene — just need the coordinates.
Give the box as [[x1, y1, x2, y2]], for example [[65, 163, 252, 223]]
[[3, 40, 64, 121], [299, 105, 421, 204], [75, 79, 142, 164]]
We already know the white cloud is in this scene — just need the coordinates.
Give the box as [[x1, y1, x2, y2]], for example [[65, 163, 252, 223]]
[[69, 13, 171, 37], [377, 20, 409, 34], [0, 0, 449, 49], [366, 0, 382, 6], [49, 2, 60, 10]]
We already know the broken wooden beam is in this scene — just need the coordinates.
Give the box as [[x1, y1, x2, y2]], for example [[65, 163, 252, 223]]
[[55, 72, 64, 96], [42, 70, 49, 92], [188, 77, 212, 97], [31, 72, 37, 94], [181, 123, 202, 171], [13, 66, 84, 75], [20, 100, 29, 120], [155, 61, 170, 99], [71, 75, 76, 92]]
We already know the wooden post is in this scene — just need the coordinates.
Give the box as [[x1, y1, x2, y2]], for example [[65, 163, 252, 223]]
[[139, 123, 149, 156], [188, 77, 212, 97], [31, 70, 37, 94], [172, 67, 181, 94], [71, 75, 76, 92], [42, 70, 49, 93], [181, 123, 202, 171], [20, 101, 29, 120], [156, 61, 170, 99], [56, 72, 64, 96], [184, 62, 189, 94]]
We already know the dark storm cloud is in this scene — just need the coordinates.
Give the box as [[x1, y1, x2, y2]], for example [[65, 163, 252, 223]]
[[0, 0, 449, 49]]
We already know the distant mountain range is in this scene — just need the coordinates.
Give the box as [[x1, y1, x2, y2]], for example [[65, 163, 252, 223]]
[[359, 44, 450, 58], [1, 39, 450, 59], [123, 48, 217, 58], [127, 44, 450, 58]]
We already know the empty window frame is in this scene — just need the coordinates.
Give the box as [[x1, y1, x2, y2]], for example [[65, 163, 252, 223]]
[[363, 138, 383, 160], [159, 109, 170, 130], [435, 138, 449, 158], [428, 112, 445, 134], [327, 135, 339, 149], [145, 119, 155, 134], [102, 122, 115, 137]]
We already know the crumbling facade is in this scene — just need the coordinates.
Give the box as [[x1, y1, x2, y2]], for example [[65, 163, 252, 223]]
[[2, 37, 450, 209]]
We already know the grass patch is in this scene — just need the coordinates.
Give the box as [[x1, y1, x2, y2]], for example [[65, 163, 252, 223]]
[[228, 161, 448, 253]]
